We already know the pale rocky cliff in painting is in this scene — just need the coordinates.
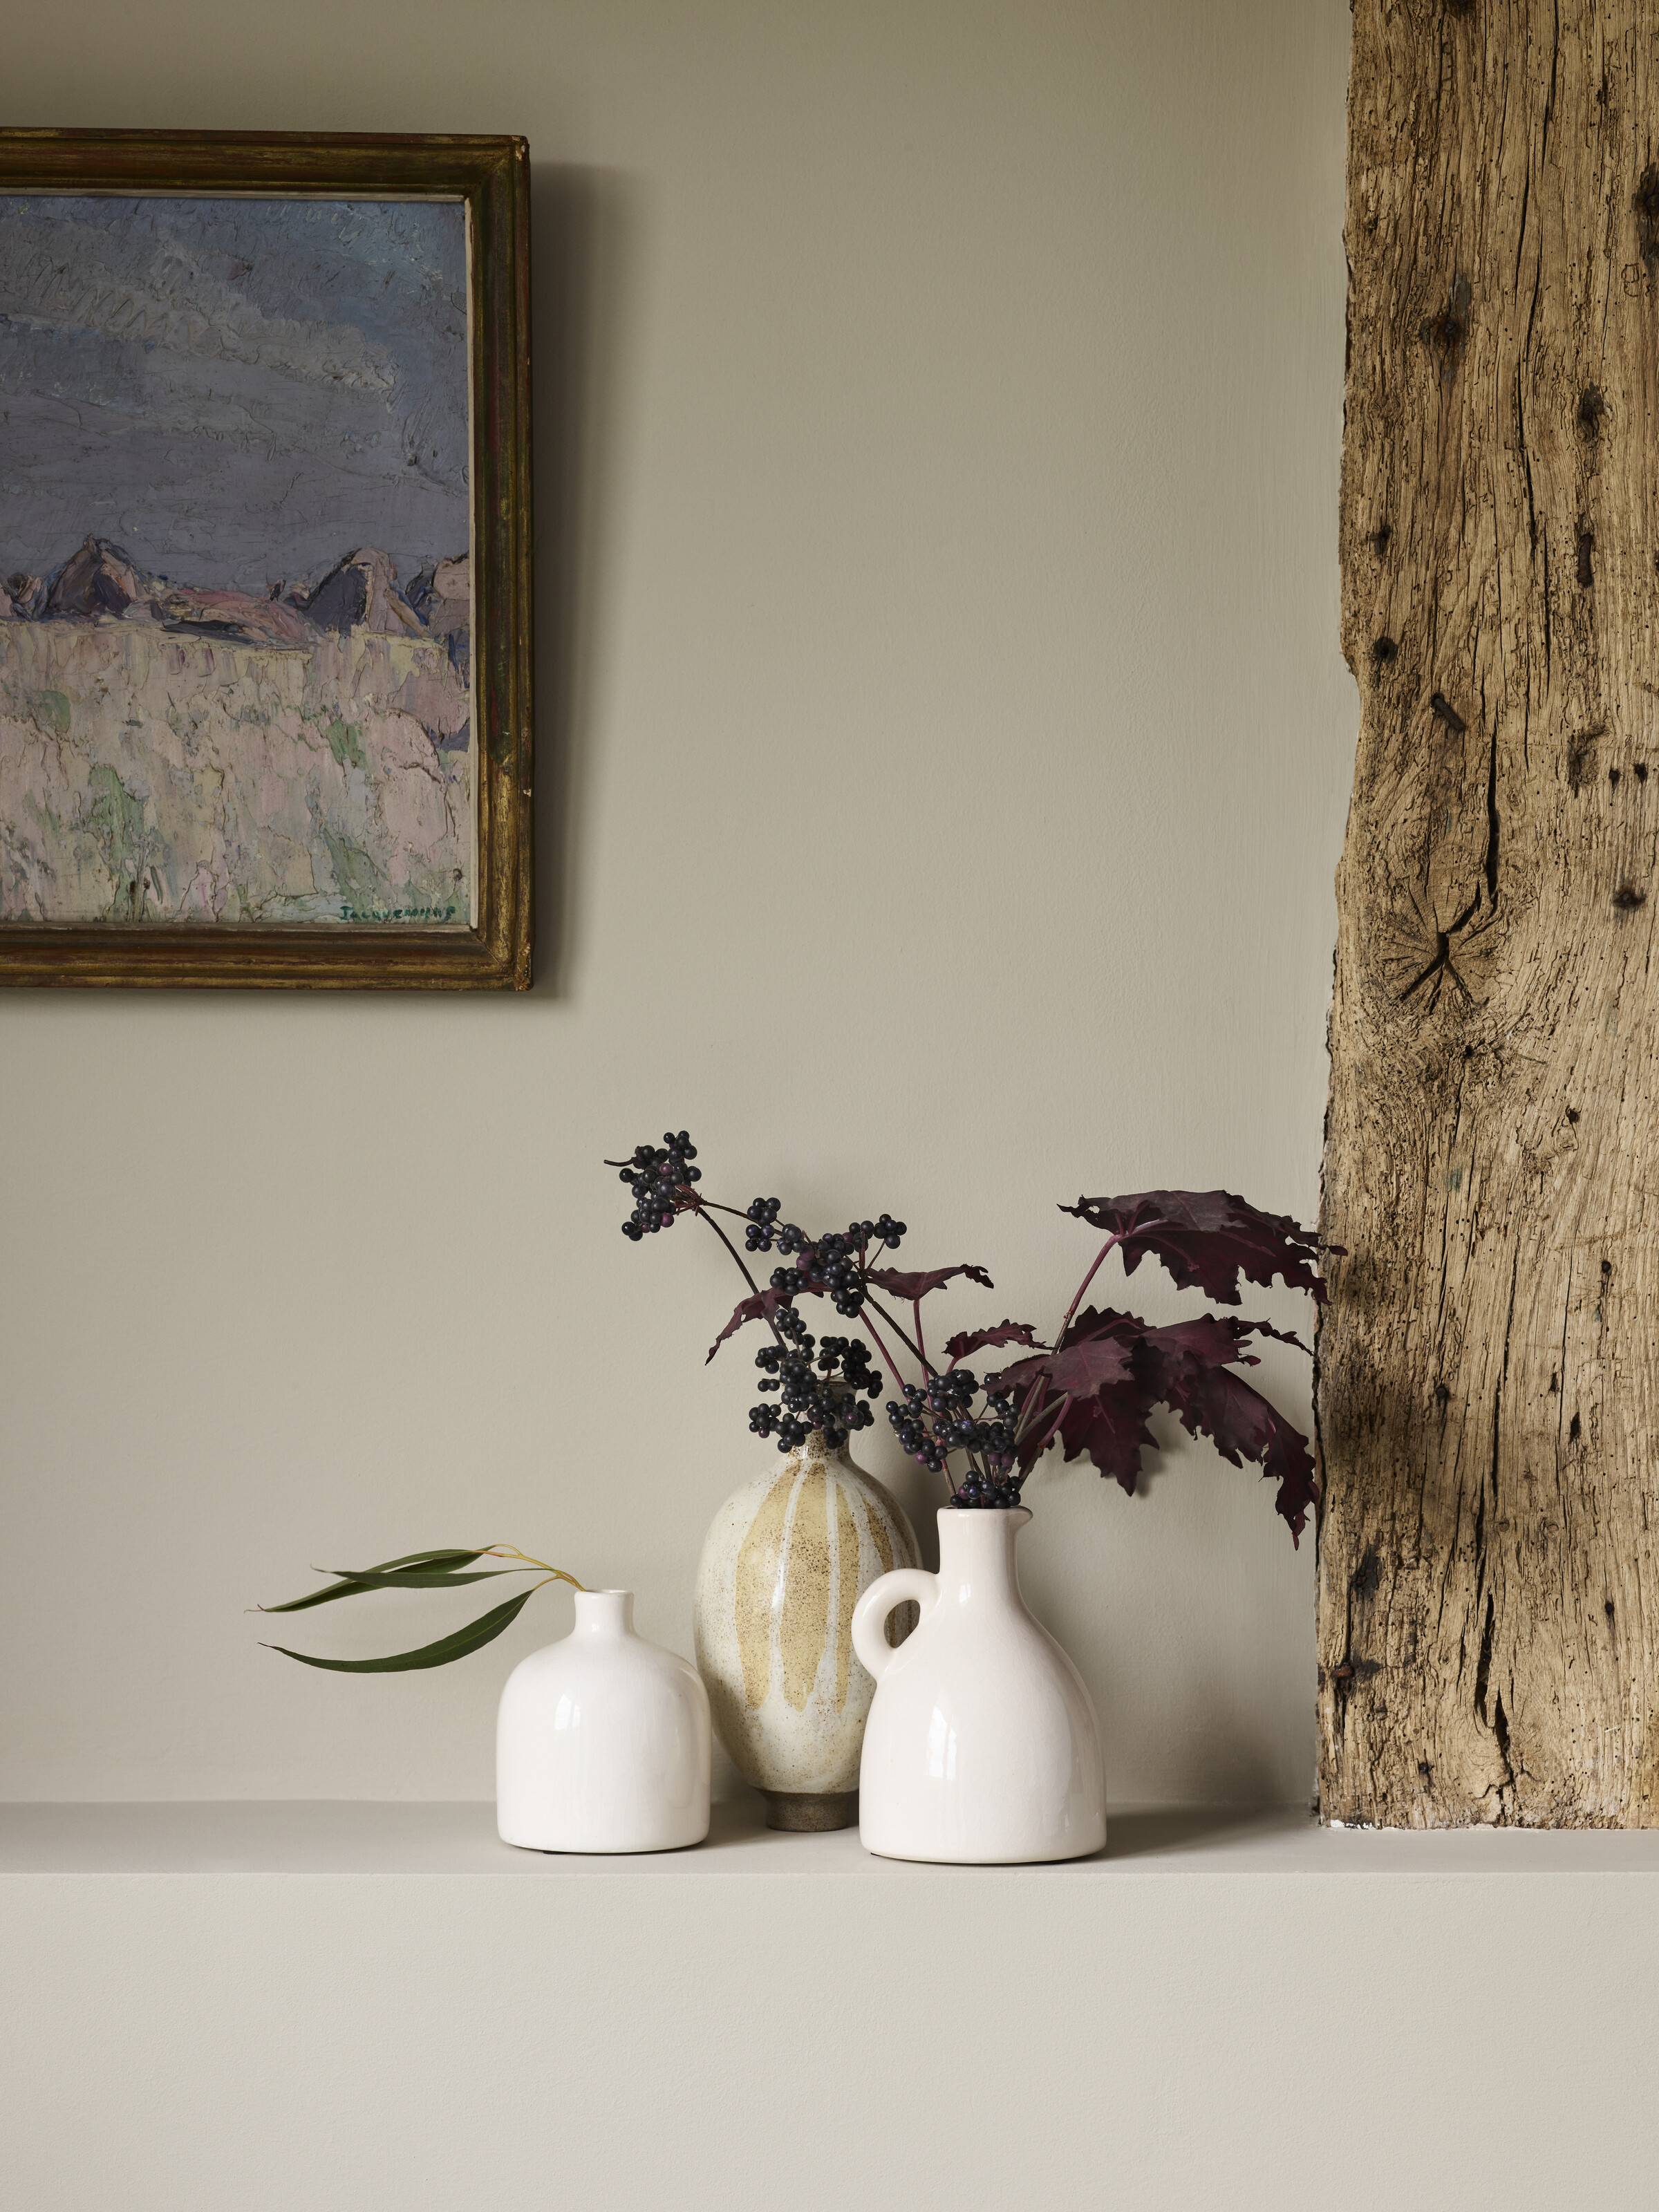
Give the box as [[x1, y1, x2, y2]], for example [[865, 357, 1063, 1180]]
[[0, 539, 471, 925]]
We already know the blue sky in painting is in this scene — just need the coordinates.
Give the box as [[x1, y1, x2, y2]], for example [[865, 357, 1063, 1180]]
[[0, 196, 469, 594]]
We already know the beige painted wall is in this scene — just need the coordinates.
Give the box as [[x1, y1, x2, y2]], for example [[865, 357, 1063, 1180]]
[[0, 0, 1352, 1804]]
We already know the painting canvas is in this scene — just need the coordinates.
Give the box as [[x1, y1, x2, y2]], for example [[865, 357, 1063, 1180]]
[[0, 189, 478, 932]]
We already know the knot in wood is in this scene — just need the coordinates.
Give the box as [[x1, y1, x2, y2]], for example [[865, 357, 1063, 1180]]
[[1419, 275, 1472, 381]]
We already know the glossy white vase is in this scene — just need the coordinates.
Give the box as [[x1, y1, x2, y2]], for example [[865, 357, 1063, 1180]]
[[496, 1590, 711, 1853], [852, 1506, 1107, 1864], [694, 1432, 920, 1830]]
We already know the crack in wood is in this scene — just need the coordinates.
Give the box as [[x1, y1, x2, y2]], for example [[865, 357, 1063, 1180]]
[[1398, 894, 1481, 1008], [1636, 162, 1659, 279], [1474, 1592, 1497, 1726]]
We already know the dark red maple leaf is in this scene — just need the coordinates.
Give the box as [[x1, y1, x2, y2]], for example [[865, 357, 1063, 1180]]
[[1132, 1313, 1262, 1380], [865, 1263, 994, 1302], [1051, 1389, 1158, 1490], [706, 1280, 825, 1361], [1131, 1316, 1319, 1538], [991, 1329, 1136, 1403], [986, 1304, 1319, 1540], [988, 1307, 1145, 1481], [1168, 1365, 1317, 1536], [943, 1320, 1046, 1362], [1060, 1189, 1327, 1306], [1244, 1318, 1314, 1356]]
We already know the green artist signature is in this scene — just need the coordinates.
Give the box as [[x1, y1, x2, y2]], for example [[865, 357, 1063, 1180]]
[[340, 903, 462, 924]]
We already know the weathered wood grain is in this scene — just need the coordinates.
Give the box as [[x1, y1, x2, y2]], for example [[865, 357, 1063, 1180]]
[[1321, 0, 1659, 1824]]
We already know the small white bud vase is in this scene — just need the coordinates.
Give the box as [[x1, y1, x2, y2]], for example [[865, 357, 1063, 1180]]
[[495, 1590, 711, 1853], [852, 1506, 1107, 1864], [693, 1432, 920, 1830]]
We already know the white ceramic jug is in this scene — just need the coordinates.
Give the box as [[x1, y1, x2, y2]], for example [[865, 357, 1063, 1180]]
[[496, 1589, 711, 1853], [852, 1507, 1106, 1864]]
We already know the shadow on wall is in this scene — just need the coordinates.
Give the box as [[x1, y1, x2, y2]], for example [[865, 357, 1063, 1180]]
[[529, 162, 642, 999], [1022, 1462, 1313, 1808]]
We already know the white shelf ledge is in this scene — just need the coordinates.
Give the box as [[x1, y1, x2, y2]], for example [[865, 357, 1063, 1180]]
[[6, 1796, 1658, 2211], [6, 1794, 1659, 1875]]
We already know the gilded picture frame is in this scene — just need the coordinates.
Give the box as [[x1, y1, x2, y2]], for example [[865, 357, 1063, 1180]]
[[0, 129, 532, 988]]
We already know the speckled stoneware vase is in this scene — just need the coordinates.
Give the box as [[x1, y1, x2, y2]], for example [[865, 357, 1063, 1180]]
[[693, 1432, 920, 1830]]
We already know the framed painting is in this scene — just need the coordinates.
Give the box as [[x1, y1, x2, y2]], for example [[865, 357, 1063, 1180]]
[[0, 130, 532, 988]]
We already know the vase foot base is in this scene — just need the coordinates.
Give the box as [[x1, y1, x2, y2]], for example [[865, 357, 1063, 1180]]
[[761, 1789, 859, 1833]]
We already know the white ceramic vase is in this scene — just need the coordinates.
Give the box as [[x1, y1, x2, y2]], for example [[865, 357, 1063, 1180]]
[[852, 1506, 1107, 1864], [693, 1432, 920, 1830], [496, 1589, 711, 1853]]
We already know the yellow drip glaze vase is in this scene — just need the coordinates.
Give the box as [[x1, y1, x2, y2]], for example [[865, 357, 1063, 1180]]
[[693, 1431, 921, 1830]]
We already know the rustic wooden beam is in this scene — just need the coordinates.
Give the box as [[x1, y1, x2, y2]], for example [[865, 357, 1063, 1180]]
[[1320, 0, 1659, 1825]]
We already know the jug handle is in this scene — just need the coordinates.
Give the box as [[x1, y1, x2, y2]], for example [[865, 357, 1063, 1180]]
[[852, 1568, 937, 1685]]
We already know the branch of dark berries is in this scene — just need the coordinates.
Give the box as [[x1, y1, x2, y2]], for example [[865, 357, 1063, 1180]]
[[607, 1132, 1022, 1490], [606, 1133, 908, 1461], [607, 1136, 1332, 1537]]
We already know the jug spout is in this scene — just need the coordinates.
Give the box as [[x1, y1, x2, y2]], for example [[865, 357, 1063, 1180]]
[[932, 1503, 1031, 1607]]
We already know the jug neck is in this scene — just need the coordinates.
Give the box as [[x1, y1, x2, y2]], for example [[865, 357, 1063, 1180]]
[[571, 1589, 634, 1638], [932, 1506, 1030, 1606]]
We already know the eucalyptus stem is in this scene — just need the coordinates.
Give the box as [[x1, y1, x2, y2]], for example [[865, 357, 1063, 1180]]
[[481, 1547, 586, 1590]]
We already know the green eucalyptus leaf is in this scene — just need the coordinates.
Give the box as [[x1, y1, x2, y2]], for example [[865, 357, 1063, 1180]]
[[259, 1568, 523, 1615], [259, 1580, 375, 1615], [259, 1550, 496, 1615], [344, 1548, 488, 1575], [321, 1569, 518, 1592], [263, 1588, 538, 1673]]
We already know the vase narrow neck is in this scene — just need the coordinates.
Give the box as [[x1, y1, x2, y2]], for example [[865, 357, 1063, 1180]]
[[932, 1508, 1029, 1608], [572, 1590, 634, 1638]]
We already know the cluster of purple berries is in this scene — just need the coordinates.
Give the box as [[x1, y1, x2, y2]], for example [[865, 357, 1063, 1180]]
[[950, 1471, 1027, 1510], [742, 1198, 809, 1257], [763, 1215, 907, 1318], [887, 1368, 1022, 1503], [610, 1128, 1027, 1503], [749, 1309, 883, 1453], [615, 1133, 699, 1239]]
